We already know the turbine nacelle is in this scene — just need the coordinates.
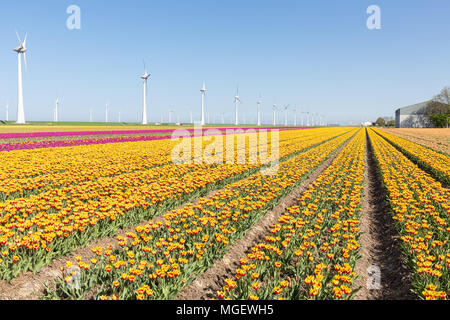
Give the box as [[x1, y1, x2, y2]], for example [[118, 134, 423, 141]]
[[141, 73, 150, 80], [14, 45, 26, 53]]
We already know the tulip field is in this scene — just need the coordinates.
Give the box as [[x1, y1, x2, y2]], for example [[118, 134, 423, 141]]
[[0, 125, 448, 300]]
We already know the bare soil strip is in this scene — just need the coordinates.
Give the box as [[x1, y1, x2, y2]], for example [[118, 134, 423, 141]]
[[353, 131, 415, 300], [176, 137, 354, 300]]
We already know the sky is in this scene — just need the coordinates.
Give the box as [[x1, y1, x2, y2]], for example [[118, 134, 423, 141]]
[[0, 0, 449, 125]]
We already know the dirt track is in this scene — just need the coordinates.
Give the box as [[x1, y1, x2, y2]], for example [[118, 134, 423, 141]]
[[353, 130, 415, 300]]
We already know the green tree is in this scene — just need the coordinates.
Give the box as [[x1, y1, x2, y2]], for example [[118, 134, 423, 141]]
[[375, 117, 386, 126], [426, 86, 450, 128]]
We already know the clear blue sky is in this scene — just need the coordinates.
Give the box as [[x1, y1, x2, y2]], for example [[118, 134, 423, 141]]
[[0, 0, 449, 125]]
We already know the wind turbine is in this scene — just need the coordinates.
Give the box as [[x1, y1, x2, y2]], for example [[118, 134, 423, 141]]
[[257, 95, 262, 126], [293, 108, 297, 126], [105, 104, 109, 122], [141, 60, 150, 125], [6, 102, 9, 121], [54, 98, 59, 122], [284, 105, 289, 126], [89, 109, 93, 122], [306, 112, 310, 126], [14, 31, 27, 124], [200, 82, 206, 125], [234, 86, 241, 126], [118, 111, 121, 123], [272, 104, 277, 126]]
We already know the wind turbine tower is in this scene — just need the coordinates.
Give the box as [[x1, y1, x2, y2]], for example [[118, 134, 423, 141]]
[[284, 105, 289, 126], [105, 104, 109, 122], [234, 86, 241, 126], [14, 31, 27, 124], [141, 61, 150, 125], [257, 95, 262, 126], [6, 102, 9, 121], [54, 98, 59, 122], [293, 108, 297, 126], [272, 104, 277, 126], [200, 83, 206, 126]]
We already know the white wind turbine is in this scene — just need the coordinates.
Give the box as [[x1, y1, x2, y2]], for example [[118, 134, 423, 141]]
[[141, 61, 150, 125], [293, 108, 297, 126], [89, 109, 93, 122], [14, 31, 28, 124], [257, 94, 262, 126], [272, 104, 277, 126], [53, 98, 60, 122], [284, 105, 289, 126], [5, 102, 9, 121], [234, 86, 241, 126], [200, 82, 206, 125], [105, 104, 109, 122]]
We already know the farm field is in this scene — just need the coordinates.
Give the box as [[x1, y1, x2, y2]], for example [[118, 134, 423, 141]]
[[381, 128, 450, 155], [0, 126, 448, 301]]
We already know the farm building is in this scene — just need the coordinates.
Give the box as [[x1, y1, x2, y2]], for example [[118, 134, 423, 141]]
[[395, 101, 434, 128]]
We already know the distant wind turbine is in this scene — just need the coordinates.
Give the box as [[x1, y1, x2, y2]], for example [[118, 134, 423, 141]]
[[105, 104, 109, 122], [293, 108, 297, 126], [272, 104, 277, 126], [5, 102, 9, 121], [200, 82, 206, 125], [14, 31, 28, 124], [257, 94, 262, 126], [54, 98, 59, 122], [89, 109, 93, 122], [284, 105, 289, 126], [234, 85, 241, 126]]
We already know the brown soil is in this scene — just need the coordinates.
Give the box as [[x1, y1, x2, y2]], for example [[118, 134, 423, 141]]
[[353, 131, 416, 300], [176, 139, 352, 300]]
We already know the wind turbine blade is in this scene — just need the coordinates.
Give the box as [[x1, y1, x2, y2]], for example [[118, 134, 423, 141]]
[[23, 33, 27, 47], [15, 30, 22, 44]]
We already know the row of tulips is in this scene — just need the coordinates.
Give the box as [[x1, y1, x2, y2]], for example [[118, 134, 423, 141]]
[[380, 128, 449, 156], [43, 129, 358, 299], [373, 129, 449, 185], [0, 129, 320, 201], [0, 129, 350, 281], [368, 129, 449, 300], [217, 129, 366, 300], [0, 127, 304, 140], [0, 134, 173, 152]]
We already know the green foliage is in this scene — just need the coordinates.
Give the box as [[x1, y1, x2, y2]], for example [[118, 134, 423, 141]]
[[429, 114, 449, 128], [375, 117, 386, 126]]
